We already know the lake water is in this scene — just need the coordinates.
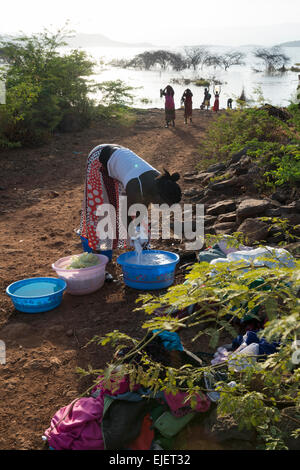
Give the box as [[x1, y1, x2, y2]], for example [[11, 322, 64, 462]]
[[78, 45, 300, 108]]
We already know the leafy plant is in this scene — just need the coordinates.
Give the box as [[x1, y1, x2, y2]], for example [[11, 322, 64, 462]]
[[0, 26, 96, 146], [79, 234, 300, 450]]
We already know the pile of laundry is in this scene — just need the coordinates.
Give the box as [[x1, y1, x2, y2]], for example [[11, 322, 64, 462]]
[[43, 331, 214, 451]]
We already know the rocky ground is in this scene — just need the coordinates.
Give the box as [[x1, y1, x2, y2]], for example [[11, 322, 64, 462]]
[[0, 108, 299, 450]]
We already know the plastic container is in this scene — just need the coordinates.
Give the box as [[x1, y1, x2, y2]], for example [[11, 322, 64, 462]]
[[76, 230, 113, 261], [6, 277, 67, 313], [52, 254, 109, 295], [117, 250, 179, 290]]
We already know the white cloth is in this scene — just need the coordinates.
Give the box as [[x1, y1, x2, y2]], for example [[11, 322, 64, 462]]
[[107, 147, 158, 188]]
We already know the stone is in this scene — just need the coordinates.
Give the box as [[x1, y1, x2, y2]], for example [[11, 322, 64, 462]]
[[280, 201, 300, 214], [271, 191, 288, 204], [265, 208, 282, 218], [229, 147, 249, 165], [204, 215, 218, 226], [208, 175, 248, 192], [217, 212, 237, 223], [237, 218, 269, 243], [206, 200, 236, 216], [214, 222, 237, 234], [236, 199, 270, 221], [206, 163, 227, 173]]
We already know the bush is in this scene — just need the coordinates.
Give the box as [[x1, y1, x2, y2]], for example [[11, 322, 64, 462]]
[[81, 234, 300, 450], [0, 28, 96, 146], [198, 107, 300, 190]]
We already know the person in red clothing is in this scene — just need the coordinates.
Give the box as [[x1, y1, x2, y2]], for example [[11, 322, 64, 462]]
[[181, 88, 193, 124], [161, 85, 175, 127], [213, 86, 221, 112]]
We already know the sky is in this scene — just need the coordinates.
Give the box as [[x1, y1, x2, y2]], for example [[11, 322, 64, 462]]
[[1, 0, 300, 46]]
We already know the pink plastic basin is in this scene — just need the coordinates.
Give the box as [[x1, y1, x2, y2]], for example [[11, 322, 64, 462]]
[[52, 254, 109, 295]]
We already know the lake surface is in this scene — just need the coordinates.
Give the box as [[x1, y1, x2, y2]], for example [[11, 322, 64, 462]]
[[68, 45, 300, 108]]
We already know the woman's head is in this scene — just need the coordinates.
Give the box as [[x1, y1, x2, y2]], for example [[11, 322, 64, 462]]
[[155, 169, 181, 205], [165, 85, 174, 96]]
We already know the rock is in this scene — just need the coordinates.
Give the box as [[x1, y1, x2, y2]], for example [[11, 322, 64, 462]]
[[237, 218, 269, 243], [265, 208, 282, 218], [204, 215, 218, 226], [214, 222, 237, 234], [260, 104, 291, 122], [236, 199, 270, 222], [206, 163, 227, 173], [206, 200, 236, 216], [281, 213, 300, 227], [271, 191, 288, 204], [208, 175, 248, 192], [217, 212, 237, 223], [66, 329, 73, 337], [203, 409, 256, 443], [280, 201, 300, 214], [229, 147, 250, 165]]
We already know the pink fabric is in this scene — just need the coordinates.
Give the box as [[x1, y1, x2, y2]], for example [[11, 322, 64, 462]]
[[164, 390, 210, 416], [45, 376, 133, 450], [45, 396, 105, 450], [165, 95, 175, 110]]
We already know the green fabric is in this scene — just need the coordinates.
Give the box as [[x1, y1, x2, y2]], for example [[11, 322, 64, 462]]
[[153, 411, 196, 438]]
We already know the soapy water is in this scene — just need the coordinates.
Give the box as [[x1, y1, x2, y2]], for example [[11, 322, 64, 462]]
[[127, 251, 174, 266]]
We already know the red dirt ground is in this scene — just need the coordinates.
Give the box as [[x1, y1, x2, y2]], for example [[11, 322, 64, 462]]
[[0, 108, 221, 450]]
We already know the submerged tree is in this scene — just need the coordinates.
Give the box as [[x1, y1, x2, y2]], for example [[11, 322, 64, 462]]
[[204, 54, 222, 69], [184, 46, 209, 70], [253, 47, 290, 73], [221, 51, 245, 71]]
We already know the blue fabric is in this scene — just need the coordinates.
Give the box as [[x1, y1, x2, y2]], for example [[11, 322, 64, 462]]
[[152, 330, 184, 352], [232, 330, 279, 356]]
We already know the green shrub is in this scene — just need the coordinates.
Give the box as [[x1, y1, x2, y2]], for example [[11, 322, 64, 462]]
[[0, 28, 95, 146]]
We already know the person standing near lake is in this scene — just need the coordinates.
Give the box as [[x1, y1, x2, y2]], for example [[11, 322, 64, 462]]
[[213, 86, 221, 112], [202, 88, 211, 110], [181, 88, 193, 124], [161, 85, 176, 128]]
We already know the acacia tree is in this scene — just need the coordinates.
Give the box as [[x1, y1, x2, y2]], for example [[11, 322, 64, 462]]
[[184, 46, 209, 70], [254, 47, 290, 73], [221, 51, 245, 71], [204, 54, 222, 69]]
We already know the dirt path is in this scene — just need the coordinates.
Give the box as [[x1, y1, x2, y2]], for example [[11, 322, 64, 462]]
[[0, 108, 217, 450]]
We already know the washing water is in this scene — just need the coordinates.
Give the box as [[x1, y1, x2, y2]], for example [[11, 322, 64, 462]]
[[128, 249, 174, 266], [13, 281, 61, 297]]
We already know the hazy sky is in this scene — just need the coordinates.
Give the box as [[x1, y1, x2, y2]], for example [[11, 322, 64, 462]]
[[1, 0, 300, 46]]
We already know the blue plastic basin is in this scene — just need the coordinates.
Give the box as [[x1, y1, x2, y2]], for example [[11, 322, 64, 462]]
[[6, 277, 67, 313], [117, 250, 179, 290]]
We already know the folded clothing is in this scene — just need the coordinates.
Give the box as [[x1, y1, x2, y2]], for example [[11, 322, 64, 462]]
[[232, 330, 280, 356]]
